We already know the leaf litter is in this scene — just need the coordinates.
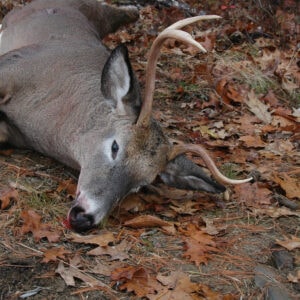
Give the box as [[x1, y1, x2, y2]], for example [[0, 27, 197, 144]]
[[0, 0, 299, 299]]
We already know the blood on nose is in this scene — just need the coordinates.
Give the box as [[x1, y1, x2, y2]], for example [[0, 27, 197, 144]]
[[68, 206, 94, 232]]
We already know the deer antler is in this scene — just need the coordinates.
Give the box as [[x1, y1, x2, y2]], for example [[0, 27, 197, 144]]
[[168, 144, 253, 185], [136, 15, 221, 127]]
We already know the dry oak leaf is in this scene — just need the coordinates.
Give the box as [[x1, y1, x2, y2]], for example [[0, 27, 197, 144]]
[[111, 266, 157, 297], [20, 209, 61, 242], [244, 90, 272, 124], [239, 135, 266, 148], [234, 182, 272, 207], [152, 271, 218, 300], [119, 194, 147, 212], [87, 239, 130, 261], [0, 187, 18, 209], [216, 79, 244, 105], [68, 230, 115, 247], [180, 224, 219, 266], [42, 246, 71, 263], [252, 207, 300, 218], [272, 173, 300, 199], [183, 237, 219, 266], [89, 260, 114, 277], [56, 179, 77, 198], [276, 236, 300, 251], [287, 270, 300, 283], [56, 261, 104, 287], [124, 214, 172, 228]]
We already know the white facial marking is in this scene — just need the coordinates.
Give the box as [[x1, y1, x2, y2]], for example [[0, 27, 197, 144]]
[[102, 136, 115, 162], [74, 190, 109, 225]]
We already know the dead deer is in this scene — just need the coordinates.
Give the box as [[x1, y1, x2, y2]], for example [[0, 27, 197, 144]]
[[0, 0, 252, 232]]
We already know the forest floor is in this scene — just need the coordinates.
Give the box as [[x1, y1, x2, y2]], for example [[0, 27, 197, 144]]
[[0, 0, 299, 299]]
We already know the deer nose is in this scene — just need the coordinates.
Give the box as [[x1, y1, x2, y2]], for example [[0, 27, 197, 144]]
[[68, 206, 95, 232]]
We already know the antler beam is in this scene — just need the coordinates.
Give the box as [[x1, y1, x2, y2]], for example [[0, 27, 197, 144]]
[[168, 144, 253, 185], [136, 15, 221, 127]]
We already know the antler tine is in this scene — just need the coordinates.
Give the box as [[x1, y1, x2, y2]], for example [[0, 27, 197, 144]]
[[136, 15, 221, 128], [167, 15, 221, 30], [168, 143, 253, 185]]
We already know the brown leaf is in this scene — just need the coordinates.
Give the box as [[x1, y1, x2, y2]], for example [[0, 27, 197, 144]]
[[119, 194, 147, 212], [151, 271, 214, 300], [183, 237, 219, 266], [234, 183, 272, 207], [216, 79, 244, 105], [287, 270, 300, 283], [68, 231, 115, 247], [245, 90, 272, 124], [56, 179, 77, 198], [0, 187, 18, 209], [20, 210, 61, 242], [272, 173, 300, 199], [56, 261, 103, 287], [111, 266, 156, 297], [252, 207, 300, 218], [124, 214, 171, 228], [87, 239, 130, 261], [42, 246, 71, 263], [179, 224, 219, 266], [276, 236, 300, 251], [239, 135, 266, 148], [89, 260, 113, 277]]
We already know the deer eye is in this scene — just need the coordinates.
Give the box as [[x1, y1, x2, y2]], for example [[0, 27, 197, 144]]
[[111, 140, 119, 159]]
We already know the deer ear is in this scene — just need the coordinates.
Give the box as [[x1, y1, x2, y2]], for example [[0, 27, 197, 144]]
[[160, 155, 226, 194], [101, 44, 141, 115]]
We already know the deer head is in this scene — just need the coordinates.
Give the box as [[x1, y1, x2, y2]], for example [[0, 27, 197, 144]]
[[66, 16, 252, 232]]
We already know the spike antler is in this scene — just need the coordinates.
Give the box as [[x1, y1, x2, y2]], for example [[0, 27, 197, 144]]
[[168, 144, 253, 185], [136, 15, 221, 127]]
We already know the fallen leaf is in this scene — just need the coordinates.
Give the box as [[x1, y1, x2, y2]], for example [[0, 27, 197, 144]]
[[151, 271, 218, 300], [20, 210, 61, 242], [89, 260, 114, 277], [0, 187, 18, 209], [202, 217, 220, 235], [276, 236, 300, 251], [216, 79, 244, 105], [119, 194, 147, 212], [287, 270, 300, 283], [56, 179, 77, 198], [87, 239, 131, 261], [239, 135, 266, 148], [234, 183, 272, 207], [68, 231, 115, 247], [42, 246, 71, 263], [170, 199, 203, 215], [56, 261, 103, 287], [183, 237, 219, 265], [111, 266, 156, 297], [252, 207, 300, 218], [272, 173, 300, 199], [124, 214, 172, 228], [265, 140, 295, 155], [179, 224, 219, 266], [245, 90, 272, 124]]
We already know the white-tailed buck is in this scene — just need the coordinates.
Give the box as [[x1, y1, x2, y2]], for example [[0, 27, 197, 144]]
[[0, 0, 252, 232]]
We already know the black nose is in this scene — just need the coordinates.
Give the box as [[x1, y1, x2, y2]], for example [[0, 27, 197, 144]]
[[68, 206, 95, 232]]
